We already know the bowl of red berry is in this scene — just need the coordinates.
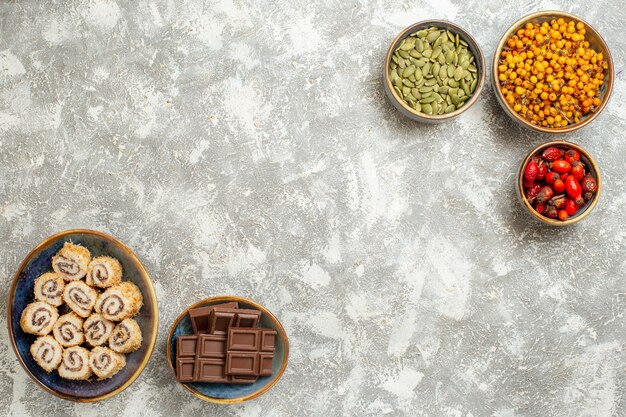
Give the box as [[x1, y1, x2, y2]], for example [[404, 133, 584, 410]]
[[518, 141, 601, 225]]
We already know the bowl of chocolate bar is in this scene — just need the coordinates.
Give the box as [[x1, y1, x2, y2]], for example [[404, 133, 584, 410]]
[[166, 296, 289, 404]]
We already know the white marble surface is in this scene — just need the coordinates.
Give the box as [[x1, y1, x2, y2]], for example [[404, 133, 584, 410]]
[[0, 0, 625, 416]]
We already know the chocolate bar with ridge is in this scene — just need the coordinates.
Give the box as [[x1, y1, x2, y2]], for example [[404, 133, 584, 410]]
[[188, 302, 239, 334]]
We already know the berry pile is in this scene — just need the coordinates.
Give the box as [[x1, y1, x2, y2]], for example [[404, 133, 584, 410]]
[[523, 146, 597, 221]]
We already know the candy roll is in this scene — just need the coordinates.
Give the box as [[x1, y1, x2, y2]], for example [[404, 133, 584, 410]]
[[109, 318, 142, 354], [20, 301, 58, 336], [95, 282, 143, 321], [86, 256, 122, 288], [30, 335, 63, 372], [58, 346, 92, 380], [83, 314, 114, 346], [52, 312, 85, 347], [89, 347, 126, 379], [33, 272, 65, 306], [63, 281, 98, 318], [52, 242, 91, 281]]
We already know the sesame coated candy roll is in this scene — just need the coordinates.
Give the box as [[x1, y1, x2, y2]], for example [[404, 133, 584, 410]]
[[83, 314, 114, 346], [95, 282, 143, 321], [30, 336, 63, 372], [20, 301, 59, 336], [89, 347, 126, 379], [52, 312, 85, 347], [58, 346, 92, 380], [109, 318, 142, 354], [63, 281, 98, 318], [86, 256, 122, 288], [51, 242, 91, 281], [33, 272, 65, 306]]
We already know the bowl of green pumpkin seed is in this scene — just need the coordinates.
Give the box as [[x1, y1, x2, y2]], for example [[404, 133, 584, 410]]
[[384, 20, 485, 123]]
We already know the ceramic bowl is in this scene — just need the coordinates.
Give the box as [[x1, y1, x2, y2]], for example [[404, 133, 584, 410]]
[[8, 229, 159, 402], [166, 296, 289, 404], [383, 20, 486, 123], [493, 11, 614, 134], [517, 141, 601, 225]]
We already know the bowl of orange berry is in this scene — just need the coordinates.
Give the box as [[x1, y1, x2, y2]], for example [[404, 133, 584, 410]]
[[493, 11, 613, 133]]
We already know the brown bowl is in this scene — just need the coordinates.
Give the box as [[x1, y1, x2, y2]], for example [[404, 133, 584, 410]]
[[166, 296, 289, 404], [493, 11, 614, 134], [384, 20, 486, 123], [517, 141, 601, 225]]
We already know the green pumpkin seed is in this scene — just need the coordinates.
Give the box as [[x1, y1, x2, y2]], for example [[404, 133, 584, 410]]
[[402, 86, 411, 96], [445, 104, 456, 113], [409, 49, 421, 58], [402, 79, 415, 87], [400, 40, 414, 50], [426, 31, 440, 43], [414, 102, 422, 112], [468, 64, 477, 73], [453, 66, 463, 81], [403, 65, 415, 77], [416, 39, 425, 53], [419, 85, 433, 93], [425, 78, 437, 87], [432, 46, 442, 60], [422, 62, 432, 75], [399, 50, 409, 58], [470, 78, 478, 92], [439, 65, 448, 80], [448, 79, 459, 88], [422, 103, 433, 115], [422, 49, 432, 58], [416, 30, 428, 38], [421, 96, 436, 104], [445, 51, 455, 64], [432, 100, 440, 114]]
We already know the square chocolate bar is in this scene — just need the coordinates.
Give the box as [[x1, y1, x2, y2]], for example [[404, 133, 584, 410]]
[[176, 335, 198, 357], [176, 358, 196, 382], [208, 310, 236, 335], [260, 329, 277, 352], [258, 353, 273, 376], [226, 352, 259, 376], [227, 328, 261, 352], [189, 302, 239, 334], [195, 358, 229, 383], [197, 334, 226, 358], [234, 311, 261, 328]]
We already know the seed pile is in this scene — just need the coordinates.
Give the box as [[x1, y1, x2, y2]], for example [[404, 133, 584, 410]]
[[389, 26, 479, 116], [498, 19, 608, 128]]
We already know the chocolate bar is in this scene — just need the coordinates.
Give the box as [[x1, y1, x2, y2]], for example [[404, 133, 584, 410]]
[[177, 335, 199, 357], [175, 303, 276, 384], [195, 358, 229, 382], [224, 328, 277, 377], [196, 334, 226, 358], [176, 358, 196, 382], [188, 302, 238, 334], [207, 308, 261, 335]]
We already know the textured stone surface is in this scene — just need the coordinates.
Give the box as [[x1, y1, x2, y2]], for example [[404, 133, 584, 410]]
[[1, 0, 625, 416]]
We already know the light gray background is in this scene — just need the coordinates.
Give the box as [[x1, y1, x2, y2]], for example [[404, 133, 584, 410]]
[[0, 0, 624, 416]]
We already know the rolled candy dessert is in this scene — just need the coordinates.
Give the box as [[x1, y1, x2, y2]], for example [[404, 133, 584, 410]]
[[95, 282, 143, 322], [86, 256, 122, 288], [33, 272, 65, 306], [63, 280, 98, 318], [89, 346, 126, 379], [109, 318, 142, 353], [52, 312, 85, 347], [52, 242, 91, 281], [83, 314, 114, 346], [20, 301, 58, 336], [30, 335, 63, 372], [58, 346, 92, 380]]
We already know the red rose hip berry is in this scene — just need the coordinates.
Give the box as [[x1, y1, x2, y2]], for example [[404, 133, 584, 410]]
[[570, 161, 585, 181], [542, 147, 563, 162], [564, 149, 580, 164], [545, 172, 559, 185], [553, 179, 565, 194], [524, 160, 539, 182], [536, 186, 555, 204], [564, 199, 579, 216], [552, 160, 572, 174]]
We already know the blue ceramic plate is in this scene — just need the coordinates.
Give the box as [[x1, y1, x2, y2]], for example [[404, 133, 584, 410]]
[[166, 296, 289, 404], [8, 229, 159, 402]]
